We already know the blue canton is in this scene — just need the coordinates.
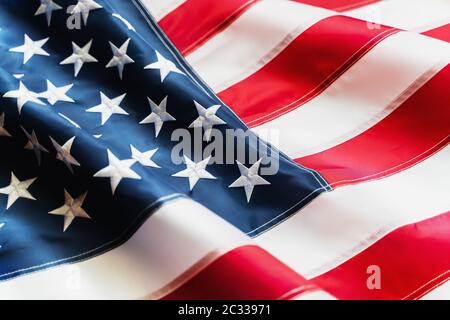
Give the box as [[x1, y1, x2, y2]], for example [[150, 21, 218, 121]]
[[0, 0, 330, 281]]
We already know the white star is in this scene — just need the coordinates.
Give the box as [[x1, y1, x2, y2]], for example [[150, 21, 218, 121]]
[[86, 92, 129, 125], [229, 159, 270, 203], [94, 149, 141, 194], [130, 145, 160, 168], [49, 190, 91, 232], [0, 113, 11, 138], [0, 172, 37, 209], [21, 126, 49, 166], [60, 40, 98, 77], [50, 136, 80, 173], [172, 156, 216, 191], [144, 50, 184, 82], [106, 38, 134, 80], [9, 34, 50, 64], [139, 96, 175, 137], [35, 0, 62, 26], [39, 80, 74, 105], [3, 81, 46, 114], [189, 101, 226, 141], [70, 0, 102, 25]]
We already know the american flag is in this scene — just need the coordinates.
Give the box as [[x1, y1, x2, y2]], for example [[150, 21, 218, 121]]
[[0, 0, 449, 300]]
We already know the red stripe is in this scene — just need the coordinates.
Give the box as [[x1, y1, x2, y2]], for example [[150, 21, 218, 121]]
[[422, 24, 450, 43], [158, 0, 257, 56], [218, 16, 397, 126], [296, 64, 450, 187], [292, 0, 381, 12], [162, 245, 317, 300], [313, 211, 450, 300]]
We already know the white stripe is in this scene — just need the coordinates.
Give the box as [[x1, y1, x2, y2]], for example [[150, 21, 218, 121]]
[[293, 290, 336, 300], [0, 198, 248, 299], [140, 0, 186, 21], [420, 279, 450, 300], [345, 0, 450, 31], [186, 0, 333, 92], [256, 145, 450, 278], [413, 20, 450, 34], [253, 31, 450, 159]]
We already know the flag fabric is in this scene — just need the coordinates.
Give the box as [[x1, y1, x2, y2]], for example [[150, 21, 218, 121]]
[[0, 0, 449, 300]]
